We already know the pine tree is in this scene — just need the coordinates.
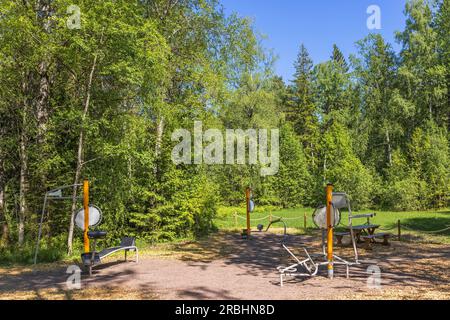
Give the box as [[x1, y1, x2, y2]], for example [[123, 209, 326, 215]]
[[285, 44, 319, 166], [293, 44, 314, 80], [331, 44, 349, 72]]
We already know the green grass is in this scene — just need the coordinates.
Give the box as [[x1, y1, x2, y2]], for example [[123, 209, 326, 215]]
[[2, 207, 448, 267], [214, 206, 450, 244]]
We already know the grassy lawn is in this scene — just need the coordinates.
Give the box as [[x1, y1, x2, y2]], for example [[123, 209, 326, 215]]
[[214, 206, 450, 244]]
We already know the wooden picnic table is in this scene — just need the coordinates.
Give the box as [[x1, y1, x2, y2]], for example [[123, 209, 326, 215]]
[[347, 224, 380, 243]]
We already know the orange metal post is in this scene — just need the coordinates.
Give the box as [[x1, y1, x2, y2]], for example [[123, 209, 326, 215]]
[[83, 179, 90, 253], [246, 188, 251, 238], [326, 183, 334, 279]]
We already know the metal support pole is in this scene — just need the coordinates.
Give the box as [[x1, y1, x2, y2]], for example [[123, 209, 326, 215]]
[[246, 187, 251, 238], [33, 184, 83, 265], [83, 179, 90, 253], [304, 212, 307, 229], [33, 194, 48, 265], [326, 183, 334, 279]]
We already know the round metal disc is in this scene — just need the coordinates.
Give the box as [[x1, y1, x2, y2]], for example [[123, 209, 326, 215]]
[[75, 205, 102, 230], [249, 200, 255, 212], [312, 205, 341, 229]]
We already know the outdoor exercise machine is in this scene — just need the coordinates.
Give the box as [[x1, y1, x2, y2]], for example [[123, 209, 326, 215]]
[[240, 187, 285, 238], [276, 217, 321, 284], [277, 184, 360, 285], [241, 187, 256, 239], [34, 179, 138, 276], [34, 183, 84, 264], [332, 195, 390, 250], [77, 180, 138, 275]]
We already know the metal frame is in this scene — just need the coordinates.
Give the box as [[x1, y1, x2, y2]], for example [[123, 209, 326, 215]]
[[276, 192, 363, 286], [332, 192, 373, 264], [34, 184, 83, 264], [34, 183, 140, 277], [265, 219, 321, 285], [100, 246, 139, 262], [277, 240, 352, 286], [278, 250, 351, 286], [83, 237, 139, 276]]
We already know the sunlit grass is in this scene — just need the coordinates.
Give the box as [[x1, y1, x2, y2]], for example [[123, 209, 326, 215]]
[[214, 206, 450, 244]]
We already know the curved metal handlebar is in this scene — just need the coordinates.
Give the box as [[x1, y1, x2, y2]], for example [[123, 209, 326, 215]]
[[265, 218, 288, 244]]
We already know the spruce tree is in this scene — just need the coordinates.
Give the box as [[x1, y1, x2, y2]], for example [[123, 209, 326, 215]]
[[285, 44, 319, 166], [331, 44, 349, 72]]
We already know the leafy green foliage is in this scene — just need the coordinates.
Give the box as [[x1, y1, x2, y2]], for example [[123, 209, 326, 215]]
[[0, 0, 450, 264], [274, 123, 311, 208]]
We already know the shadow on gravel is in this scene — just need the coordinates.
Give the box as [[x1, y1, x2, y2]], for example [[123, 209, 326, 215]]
[[172, 230, 450, 288], [1, 230, 449, 299]]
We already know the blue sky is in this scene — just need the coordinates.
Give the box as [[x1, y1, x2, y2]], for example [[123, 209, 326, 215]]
[[221, 0, 407, 82]]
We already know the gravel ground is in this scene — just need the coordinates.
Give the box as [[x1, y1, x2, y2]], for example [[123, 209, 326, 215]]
[[1, 232, 449, 300]]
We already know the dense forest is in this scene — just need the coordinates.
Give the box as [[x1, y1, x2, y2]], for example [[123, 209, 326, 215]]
[[0, 0, 449, 260]]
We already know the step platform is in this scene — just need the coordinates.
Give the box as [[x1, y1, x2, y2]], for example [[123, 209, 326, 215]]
[[81, 252, 101, 266]]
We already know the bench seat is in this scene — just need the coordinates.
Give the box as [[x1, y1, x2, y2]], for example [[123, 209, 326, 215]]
[[361, 233, 390, 248], [334, 232, 350, 245]]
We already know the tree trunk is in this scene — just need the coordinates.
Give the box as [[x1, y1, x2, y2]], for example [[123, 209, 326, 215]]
[[0, 123, 7, 244], [0, 190, 8, 245], [36, 0, 52, 145], [67, 52, 99, 255], [447, 74, 450, 132], [429, 97, 433, 122], [67, 148, 82, 254], [154, 115, 165, 175], [35, 0, 52, 196], [36, 59, 49, 147], [36, 58, 50, 146], [18, 107, 29, 246], [385, 129, 392, 167], [0, 171, 7, 245]]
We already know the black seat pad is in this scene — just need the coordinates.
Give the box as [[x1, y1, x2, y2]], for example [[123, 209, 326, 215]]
[[87, 231, 107, 239], [81, 252, 101, 265]]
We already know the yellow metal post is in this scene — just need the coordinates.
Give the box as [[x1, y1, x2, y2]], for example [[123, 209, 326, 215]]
[[304, 212, 307, 229], [326, 183, 334, 279], [246, 187, 251, 238], [83, 179, 90, 253]]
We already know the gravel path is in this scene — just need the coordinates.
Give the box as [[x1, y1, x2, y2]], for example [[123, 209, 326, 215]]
[[1, 232, 449, 299]]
